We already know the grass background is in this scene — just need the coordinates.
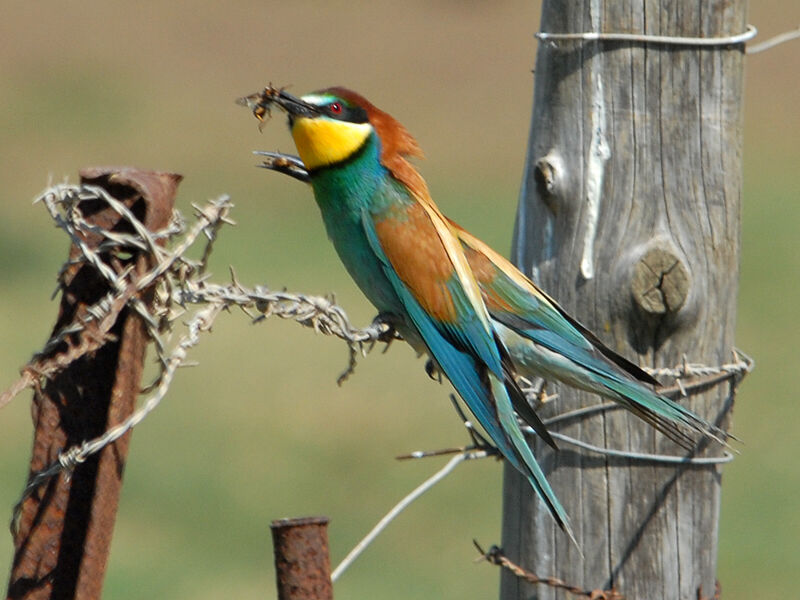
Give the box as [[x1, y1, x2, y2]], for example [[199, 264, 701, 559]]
[[1, 2, 798, 598]]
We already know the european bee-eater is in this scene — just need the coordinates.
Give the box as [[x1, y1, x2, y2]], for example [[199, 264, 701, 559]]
[[241, 86, 573, 538], [240, 85, 727, 540], [249, 144, 727, 447]]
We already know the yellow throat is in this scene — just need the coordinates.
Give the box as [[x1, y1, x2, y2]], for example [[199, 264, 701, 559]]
[[291, 117, 373, 170]]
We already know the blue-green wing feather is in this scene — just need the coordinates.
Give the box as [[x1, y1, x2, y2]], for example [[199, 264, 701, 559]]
[[484, 264, 724, 443]]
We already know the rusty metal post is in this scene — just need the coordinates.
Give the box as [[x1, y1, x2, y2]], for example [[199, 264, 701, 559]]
[[271, 517, 333, 600], [7, 168, 180, 600]]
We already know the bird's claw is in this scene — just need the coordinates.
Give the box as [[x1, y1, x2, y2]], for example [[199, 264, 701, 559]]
[[372, 312, 401, 344]]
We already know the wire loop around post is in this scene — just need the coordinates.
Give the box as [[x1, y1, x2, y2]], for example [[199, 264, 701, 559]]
[[515, 350, 752, 465], [536, 24, 757, 47]]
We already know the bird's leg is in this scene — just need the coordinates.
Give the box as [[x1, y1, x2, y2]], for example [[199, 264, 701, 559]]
[[253, 150, 310, 182]]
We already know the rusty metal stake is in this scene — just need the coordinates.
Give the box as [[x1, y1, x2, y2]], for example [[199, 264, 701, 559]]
[[7, 167, 180, 600], [271, 517, 333, 600]]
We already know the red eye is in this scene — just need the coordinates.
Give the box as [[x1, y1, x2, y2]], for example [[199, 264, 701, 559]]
[[329, 102, 343, 115]]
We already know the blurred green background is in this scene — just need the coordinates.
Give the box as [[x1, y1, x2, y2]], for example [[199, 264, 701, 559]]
[[1, 2, 798, 598]]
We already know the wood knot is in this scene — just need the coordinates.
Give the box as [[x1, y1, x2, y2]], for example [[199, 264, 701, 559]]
[[533, 151, 563, 214], [631, 247, 690, 315]]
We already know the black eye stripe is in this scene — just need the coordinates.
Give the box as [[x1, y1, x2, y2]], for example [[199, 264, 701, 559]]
[[323, 101, 369, 124]]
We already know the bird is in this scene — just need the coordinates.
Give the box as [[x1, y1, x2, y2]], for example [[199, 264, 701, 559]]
[[242, 88, 729, 447], [240, 85, 729, 540], [240, 85, 575, 539], [249, 142, 727, 449]]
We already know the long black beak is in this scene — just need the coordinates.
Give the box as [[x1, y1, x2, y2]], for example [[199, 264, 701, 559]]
[[237, 86, 320, 122]]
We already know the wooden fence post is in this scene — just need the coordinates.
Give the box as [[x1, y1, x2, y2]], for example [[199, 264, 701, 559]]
[[501, 2, 745, 598]]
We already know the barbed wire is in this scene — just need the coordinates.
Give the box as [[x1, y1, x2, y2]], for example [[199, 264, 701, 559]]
[[2, 185, 393, 407], [2, 183, 396, 532], [174, 277, 395, 385], [473, 540, 624, 600], [321, 357, 749, 582], [474, 537, 720, 599]]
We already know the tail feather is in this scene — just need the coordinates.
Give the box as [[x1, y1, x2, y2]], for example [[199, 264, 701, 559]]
[[507, 326, 729, 446], [441, 356, 574, 540], [488, 376, 574, 543], [601, 375, 730, 448], [496, 335, 558, 451]]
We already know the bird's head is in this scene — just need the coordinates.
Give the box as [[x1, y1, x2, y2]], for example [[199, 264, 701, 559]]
[[279, 88, 374, 171], [250, 86, 424, 175]]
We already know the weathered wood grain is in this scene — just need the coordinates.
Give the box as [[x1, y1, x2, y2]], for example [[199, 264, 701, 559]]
[[501, 2, 745, 598]]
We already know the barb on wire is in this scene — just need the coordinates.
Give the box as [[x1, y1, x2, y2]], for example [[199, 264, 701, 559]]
[[645, 349, 754, 394], [473, 541, 624, 600], [396, 395, 501, 462]]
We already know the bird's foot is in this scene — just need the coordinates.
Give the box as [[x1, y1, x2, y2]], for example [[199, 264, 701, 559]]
[[371, 312, 402, 344]]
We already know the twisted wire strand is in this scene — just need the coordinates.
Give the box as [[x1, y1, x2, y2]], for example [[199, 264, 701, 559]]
[[4, 184, 395, 528]]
